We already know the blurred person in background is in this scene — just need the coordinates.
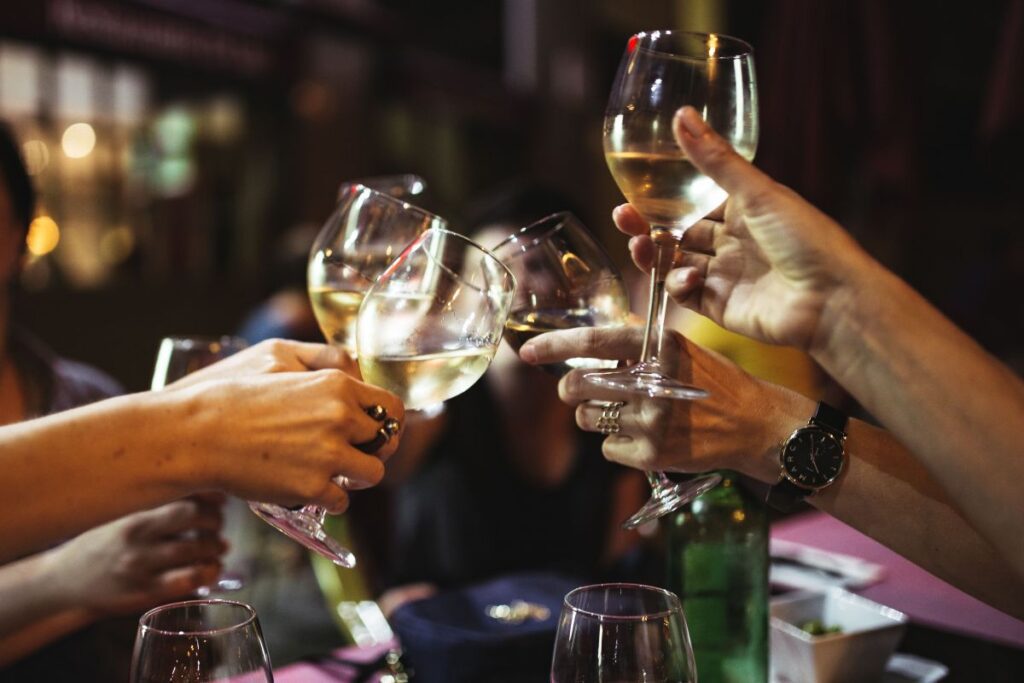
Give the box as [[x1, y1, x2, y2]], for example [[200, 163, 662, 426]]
[[521, 108, 1024, 619], [0, 123, 228, 680]]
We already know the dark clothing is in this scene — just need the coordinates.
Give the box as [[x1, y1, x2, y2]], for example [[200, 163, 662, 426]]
[[0, 330, 133, 683], [385, 379, 619, 590]]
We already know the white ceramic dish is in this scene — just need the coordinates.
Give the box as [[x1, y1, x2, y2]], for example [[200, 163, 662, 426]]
[[770, 587, 909, 683]]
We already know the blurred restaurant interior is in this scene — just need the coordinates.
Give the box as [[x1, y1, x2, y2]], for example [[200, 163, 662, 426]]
[[1, 0, 1023, 679]]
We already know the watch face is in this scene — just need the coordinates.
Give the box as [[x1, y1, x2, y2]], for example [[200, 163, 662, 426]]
[[782, 427, 844, 489]]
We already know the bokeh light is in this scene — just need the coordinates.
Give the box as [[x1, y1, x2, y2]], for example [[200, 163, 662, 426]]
[[61, 122, 96, 158], [26, 216, 60, 255]]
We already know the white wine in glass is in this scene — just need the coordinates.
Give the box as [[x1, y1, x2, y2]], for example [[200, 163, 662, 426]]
[[308, 286, 366, 348], [357, 228, 515, 411], [593, 30, 759, 528]]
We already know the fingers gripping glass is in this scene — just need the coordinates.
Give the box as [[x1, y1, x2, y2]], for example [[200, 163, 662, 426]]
[[490, 211, 631, 377], [550, 583, 697, 683], [591, 31, 758, 527]]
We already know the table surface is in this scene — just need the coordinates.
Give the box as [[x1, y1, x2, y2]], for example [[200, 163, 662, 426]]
[[772, 511, 1024, 650]]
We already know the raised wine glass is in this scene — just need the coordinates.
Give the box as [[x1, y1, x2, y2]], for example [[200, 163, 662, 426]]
[[250, 185, 445, 568], [591, 30, 758, 526], [151, 336, 249, 595], [130, 599, 272, 683], [356, 228, 515, 411], [307, 182, 445, 357], [490, 211, 630, 376], [550, 583, 697, 683]]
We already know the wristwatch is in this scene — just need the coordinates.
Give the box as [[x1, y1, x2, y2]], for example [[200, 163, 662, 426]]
[[766, 401, 848, 511]]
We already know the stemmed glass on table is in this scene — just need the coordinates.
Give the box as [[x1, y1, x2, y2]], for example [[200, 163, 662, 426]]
[[490, 211, 630, 377], [151, 335, 250, 595], [250, 182, 445, 568], [130, 599, 273, 683], [550, 583, 697, 683], [589, 30, 759, 526]]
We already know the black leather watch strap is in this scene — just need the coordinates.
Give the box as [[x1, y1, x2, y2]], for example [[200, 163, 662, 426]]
[[765, 477, 813, 512], [811, 401, 848, 436]]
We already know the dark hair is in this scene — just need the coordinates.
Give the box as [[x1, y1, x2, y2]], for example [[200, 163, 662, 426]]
[[0, 122, 36, 240]]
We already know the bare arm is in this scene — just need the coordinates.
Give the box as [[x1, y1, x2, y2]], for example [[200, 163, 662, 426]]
[[522, 327, 1024, 618]]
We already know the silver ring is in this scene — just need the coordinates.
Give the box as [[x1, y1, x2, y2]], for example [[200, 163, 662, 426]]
[[596, 401, 625, 435]]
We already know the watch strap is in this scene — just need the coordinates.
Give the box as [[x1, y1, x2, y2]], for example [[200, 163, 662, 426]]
[[765, 476, 813, 512], [811, 401, 848, 436]]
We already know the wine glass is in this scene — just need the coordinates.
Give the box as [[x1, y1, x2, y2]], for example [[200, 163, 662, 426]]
[[340, 173, 426, 201], [308, 182, 446, 357], [550, 583, 697, 683], [490, 211, 630, 376], [130, 599, 273, 682], [590, 31, 758, 527], [356, 228, 516, 410], [151, 336, 249, 595], [251, 185, 445, 568]]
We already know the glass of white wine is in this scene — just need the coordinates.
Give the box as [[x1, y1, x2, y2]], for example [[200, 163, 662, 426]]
[[356, 228, 516, 411], [251, 184, 443, 568], [591, 30, 759, 527], [307, 182, 446, 357], [490, 211, 630, 376]]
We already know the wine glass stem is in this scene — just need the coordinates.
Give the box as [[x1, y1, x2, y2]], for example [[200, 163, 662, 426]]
[[638, 229, 678, 369], [647, 470, 674, 495]]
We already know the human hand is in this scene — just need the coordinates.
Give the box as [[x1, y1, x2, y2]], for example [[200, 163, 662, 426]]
[[167, 339, 359, 390], [615, 106, 874, 352], [175, 369, 404, 512], [520, 326, 808, 482], [40, 495, 226, 617]]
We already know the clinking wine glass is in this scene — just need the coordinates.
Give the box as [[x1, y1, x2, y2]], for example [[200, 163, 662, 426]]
[[550, 583, 697, 683], [249, 184, 446, 568], [490, 211, 630, 377], [151, 336, 249, 595], [130, 599, 273, 683], [356, 228, 516, 411], [591, 30, 759, 526]]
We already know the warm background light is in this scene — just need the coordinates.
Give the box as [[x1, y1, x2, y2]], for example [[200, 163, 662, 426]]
[[26, 216, 60, 256], [61, 122, 96, 158]]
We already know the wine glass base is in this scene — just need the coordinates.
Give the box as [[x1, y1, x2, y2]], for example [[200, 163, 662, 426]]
[[248, 502, 357, 568], [585, 366, 709, 400], [621, 473, 722, 529]]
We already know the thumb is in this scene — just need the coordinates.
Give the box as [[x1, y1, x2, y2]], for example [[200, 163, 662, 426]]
[[673, 106, 773, 201]]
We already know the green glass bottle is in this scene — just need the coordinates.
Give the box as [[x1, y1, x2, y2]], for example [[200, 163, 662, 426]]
[[666, 472, 769, 683]]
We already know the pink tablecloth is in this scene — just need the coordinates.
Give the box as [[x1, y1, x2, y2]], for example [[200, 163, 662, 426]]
[[773, 512, 1024, 649], [271, 642, 394, 682]]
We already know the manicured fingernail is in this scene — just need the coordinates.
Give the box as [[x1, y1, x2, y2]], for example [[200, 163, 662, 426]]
[[519, 343, 538, 364], [674, 106, 707, 137]]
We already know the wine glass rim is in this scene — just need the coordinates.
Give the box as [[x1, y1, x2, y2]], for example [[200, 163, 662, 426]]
[[491, 210, 580, 254], [401, 227, 516, 294], [632, 30, 754, 60], [138, 599, 258, 637], [562, 582, 682, 621], [340, 182, 446, 225], [338, 174, 427, 200]]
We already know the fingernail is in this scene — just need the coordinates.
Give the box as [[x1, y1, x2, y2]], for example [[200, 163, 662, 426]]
[[667, 269, 690, 288], [628, 235, 640, 251], [519, 343, 538, 364], [674, 106, 708, 138]]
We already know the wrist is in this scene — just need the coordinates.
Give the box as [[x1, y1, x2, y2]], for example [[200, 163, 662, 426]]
[[810, 246, 887, 365], [737, 379, 816, 484], [138, 387, 216, 497]]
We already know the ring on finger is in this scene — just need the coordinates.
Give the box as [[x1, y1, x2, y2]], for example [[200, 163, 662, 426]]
[[355, 426, 391, 454], [366, 404, 388, 421], [596, 401, 626, 435]]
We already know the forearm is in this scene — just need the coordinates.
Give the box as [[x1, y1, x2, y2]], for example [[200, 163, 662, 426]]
[[0, 393, 197, 563], [0, 552, 97, 666], [815, 259, 1024, 576], [740, 387, 1024, 618]]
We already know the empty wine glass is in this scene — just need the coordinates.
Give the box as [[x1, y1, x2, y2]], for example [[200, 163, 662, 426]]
[[356, 228, 516, 410], [551, 583, 697, 683], [589, 30, 759, 527], [151, 336, 249, 595], [130, 599, 272, 683], [490, 211, 630, 376], [308, 182, 446, 357]]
